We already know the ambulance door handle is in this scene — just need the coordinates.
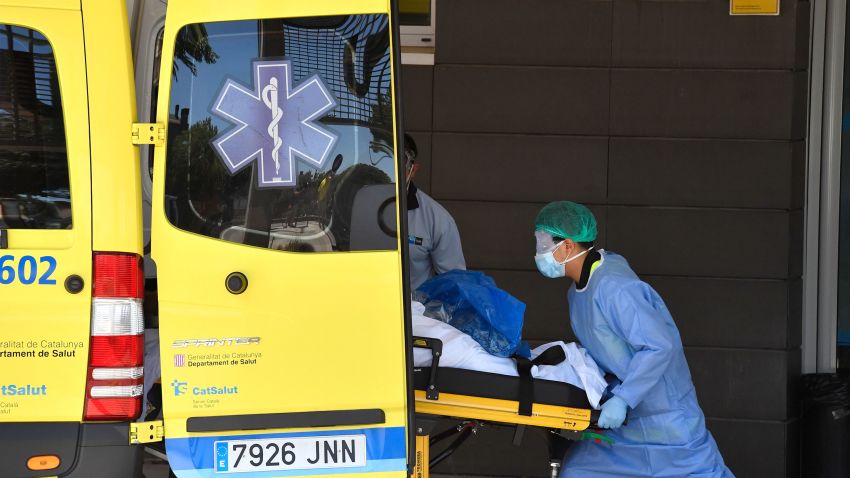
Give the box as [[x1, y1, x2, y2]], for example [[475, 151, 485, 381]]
[[225, 272, 248, 294]]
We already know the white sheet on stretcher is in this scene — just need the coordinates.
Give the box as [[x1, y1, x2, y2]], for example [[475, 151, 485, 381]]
[[411, 301, 608, 409]]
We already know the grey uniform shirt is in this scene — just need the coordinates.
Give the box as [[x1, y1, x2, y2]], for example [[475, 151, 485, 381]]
[[407, 184, 466, 289]]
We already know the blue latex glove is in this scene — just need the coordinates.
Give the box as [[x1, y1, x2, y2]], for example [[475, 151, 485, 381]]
[[598, 395, 628, 429]]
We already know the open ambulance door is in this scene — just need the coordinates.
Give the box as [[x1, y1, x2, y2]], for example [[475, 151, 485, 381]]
[[151, 1, 412, 476], [0, 2, 94, 428]]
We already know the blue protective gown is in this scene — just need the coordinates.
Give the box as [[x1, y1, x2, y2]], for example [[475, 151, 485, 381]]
[[561, 251, 734, 478]]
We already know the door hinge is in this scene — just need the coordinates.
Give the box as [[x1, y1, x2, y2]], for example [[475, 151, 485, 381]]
[[130, 420, 165, 444], [132, 123, 165, 146]]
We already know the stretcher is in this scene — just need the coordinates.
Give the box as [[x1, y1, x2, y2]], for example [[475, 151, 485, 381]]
[[411, 337, 604, 478]]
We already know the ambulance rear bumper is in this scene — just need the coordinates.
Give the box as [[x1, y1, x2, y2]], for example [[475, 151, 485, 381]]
[[0, 421, 142, 478]]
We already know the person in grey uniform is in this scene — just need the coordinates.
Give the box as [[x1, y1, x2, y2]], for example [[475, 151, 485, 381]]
[[404, 134, 466, 289]]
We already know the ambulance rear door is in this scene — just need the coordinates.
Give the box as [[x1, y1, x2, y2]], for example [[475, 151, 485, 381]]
[[151, 1, 411, 477], [0, 1, 93, 425]]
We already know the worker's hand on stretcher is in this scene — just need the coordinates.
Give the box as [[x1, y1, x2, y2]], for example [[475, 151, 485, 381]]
[[598, 395, 628, 429]]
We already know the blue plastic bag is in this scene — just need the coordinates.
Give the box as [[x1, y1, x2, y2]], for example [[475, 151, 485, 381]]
[[414, 270, 530, 358]]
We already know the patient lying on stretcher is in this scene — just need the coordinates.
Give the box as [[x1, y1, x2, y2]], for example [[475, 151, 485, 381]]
[[411, 300, 608, 409]]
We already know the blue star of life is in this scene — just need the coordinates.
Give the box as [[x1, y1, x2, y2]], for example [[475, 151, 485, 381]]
[[210, 59, 339, 188]]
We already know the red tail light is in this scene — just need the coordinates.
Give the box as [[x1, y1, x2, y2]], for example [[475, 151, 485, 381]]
[[93, 254, 144, 298], [85, 397, 142, 420], [89, 335, 144, 367], [84, 253, 144, 421]]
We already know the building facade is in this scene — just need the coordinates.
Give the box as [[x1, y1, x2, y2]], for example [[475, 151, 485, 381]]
[[401, 1, 823, 476]]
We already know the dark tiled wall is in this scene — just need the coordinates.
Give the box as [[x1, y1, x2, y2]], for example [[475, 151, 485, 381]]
[[403, 1, 809, 477]]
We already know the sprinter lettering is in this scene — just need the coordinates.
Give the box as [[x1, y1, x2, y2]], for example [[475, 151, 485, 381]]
[[172, 337, 261, 348]]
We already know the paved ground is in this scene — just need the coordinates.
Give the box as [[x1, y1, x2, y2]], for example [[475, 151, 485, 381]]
[[142, 457, 480, 478], [143, 455, 171, 478]]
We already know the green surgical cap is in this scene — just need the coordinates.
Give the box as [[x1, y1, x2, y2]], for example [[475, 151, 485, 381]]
[[535, 201, 597, 243]]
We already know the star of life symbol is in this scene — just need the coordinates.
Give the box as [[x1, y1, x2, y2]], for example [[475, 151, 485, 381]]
[[211, 60, 338, 188]]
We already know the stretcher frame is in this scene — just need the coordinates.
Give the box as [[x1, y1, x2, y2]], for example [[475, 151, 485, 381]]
[[410, 337, 599, 478]]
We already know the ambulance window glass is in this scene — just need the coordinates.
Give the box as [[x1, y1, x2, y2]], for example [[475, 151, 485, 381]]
[[0, 25, 71, 230], [164, 15, 397, 253]]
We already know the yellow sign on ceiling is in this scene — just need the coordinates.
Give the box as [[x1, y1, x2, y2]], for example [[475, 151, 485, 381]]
[[399, 0, 430, 15], [730, 0, 780, 15]]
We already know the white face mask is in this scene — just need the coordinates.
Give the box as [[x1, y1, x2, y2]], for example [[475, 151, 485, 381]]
[[534, 241, 593, 279]]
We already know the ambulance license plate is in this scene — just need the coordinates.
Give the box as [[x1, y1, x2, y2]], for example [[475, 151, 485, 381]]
[[214, 435, 367, 473]]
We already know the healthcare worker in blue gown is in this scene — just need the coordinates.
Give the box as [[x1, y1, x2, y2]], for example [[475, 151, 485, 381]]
[[533, 201, 734, 478]]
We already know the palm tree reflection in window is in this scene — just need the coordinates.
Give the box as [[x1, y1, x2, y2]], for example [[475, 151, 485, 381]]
[[172, 24, 219, 79]]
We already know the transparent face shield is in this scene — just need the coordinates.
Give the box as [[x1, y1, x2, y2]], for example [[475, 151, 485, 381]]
[[535, 230, 560, 255], [534, 229, 593, 275]]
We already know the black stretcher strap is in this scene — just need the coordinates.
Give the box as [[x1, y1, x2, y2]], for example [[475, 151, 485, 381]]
[[516, 357, 534, 416], [515, 346, 567, 416], [531, 346, 567, 367]]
